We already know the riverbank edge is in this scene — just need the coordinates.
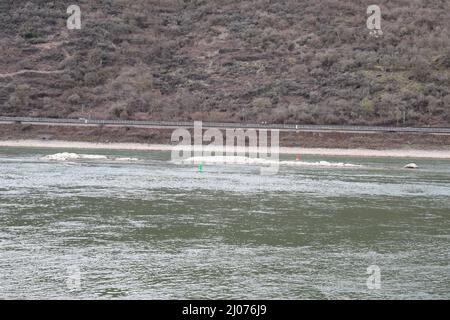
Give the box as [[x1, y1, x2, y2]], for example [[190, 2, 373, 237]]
[[1, 139, 450, 159]]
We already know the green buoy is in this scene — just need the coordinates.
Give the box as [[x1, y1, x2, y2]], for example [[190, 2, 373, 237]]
[[198, 163, 203, 173]]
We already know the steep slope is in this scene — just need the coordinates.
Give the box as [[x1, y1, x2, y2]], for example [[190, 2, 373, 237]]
[[0, 0, 449, 126]]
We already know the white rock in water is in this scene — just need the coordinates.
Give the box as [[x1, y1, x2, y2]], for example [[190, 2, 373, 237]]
[[175, 156, 361, 167], [404, 163, 418, 169], [42, 152, 80, 161], [41, 152, 107, 161], [79, 154, 108, 160]]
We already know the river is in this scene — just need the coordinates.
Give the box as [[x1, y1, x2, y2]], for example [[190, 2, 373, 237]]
[[0, 147, 449, 299]]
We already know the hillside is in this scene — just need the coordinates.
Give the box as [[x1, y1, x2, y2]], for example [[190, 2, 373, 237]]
[[0, 0, 449, 126]]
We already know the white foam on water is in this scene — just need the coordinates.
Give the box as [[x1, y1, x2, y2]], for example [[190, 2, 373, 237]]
[[176, 156, 361, 167], [42, 152, 110, 161], [178, 156, 269, 165], [41, 153, 141, 162], [282, 160, 361, 167], [115, 157, 139, 161]]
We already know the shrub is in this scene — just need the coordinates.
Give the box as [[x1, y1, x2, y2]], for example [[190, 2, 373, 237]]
[[253, 97, 272, 109], [360, 97, 374, 114], [8, 85, 31, 109], [110, 105, 125, 119], [410, 57, 431, 81], [68, 94, 81, 105], [84, 72, 103, 87]]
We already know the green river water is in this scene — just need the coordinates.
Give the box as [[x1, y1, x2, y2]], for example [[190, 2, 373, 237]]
[[0, 147, 449, 299]]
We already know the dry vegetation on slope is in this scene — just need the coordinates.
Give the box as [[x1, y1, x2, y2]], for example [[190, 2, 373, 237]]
[[0, 0, 449, 126]]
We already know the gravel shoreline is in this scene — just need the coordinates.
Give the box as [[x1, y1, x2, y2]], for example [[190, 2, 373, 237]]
[[1, 139, 450, 159]]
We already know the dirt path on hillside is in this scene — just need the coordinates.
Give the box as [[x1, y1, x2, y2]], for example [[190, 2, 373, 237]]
[[0, 69, 64, 78]]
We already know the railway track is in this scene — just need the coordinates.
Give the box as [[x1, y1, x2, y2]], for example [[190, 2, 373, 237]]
[[1, 116, 450, 134]]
